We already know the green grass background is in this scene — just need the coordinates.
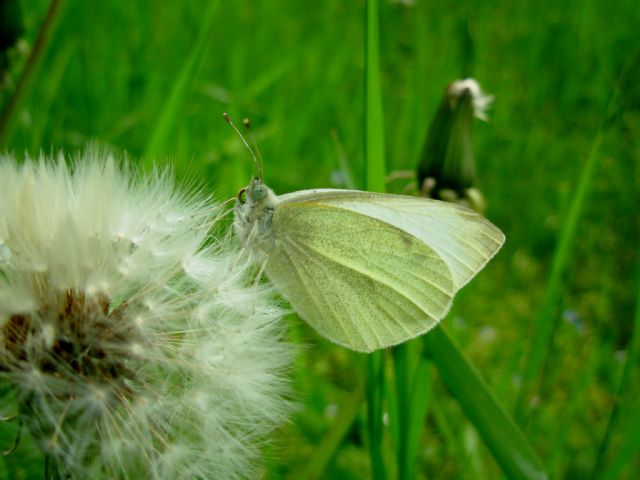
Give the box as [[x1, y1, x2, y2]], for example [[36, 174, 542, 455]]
[[1, 0, 639, 478]]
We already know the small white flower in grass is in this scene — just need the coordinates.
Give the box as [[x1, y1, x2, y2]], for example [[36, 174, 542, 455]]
[[447, 78, 494, 122], [0, 150, 293, 479]]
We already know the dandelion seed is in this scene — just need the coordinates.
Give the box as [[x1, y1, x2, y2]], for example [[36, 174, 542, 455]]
[[0, 149, 293, 479]]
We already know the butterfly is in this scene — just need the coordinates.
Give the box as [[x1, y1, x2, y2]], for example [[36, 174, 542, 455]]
[[234, 177, 504, 352]]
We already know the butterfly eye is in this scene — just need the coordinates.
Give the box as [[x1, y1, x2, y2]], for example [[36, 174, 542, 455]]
[[251, 185, 268, 202], [237, 188, 247, 203]]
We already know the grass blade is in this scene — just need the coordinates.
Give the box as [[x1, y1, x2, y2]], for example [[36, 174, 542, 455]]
[[514, 131, 600, 421], [591, 255, 640, 478], [404, 357, 433, 479], [424, 327, 548, 480], [390, 339, 431, 480], [363, 1, 387, 479], [290, 384, 365, 480], [363, 0, 386, 194], [142, 0, 220, 163], [515, 51, 638, 423], [600, 413, 640, 480], [391, 343, 411, 480], [366, 353, 387, 480], [0, 0, 67, 147]]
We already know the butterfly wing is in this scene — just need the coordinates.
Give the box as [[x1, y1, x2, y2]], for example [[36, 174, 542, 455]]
[[266, 197, 455, 352], [278, 190, 505, 290]]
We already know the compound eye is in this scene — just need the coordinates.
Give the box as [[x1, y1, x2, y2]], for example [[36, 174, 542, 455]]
[[251, 185, 268, 202]]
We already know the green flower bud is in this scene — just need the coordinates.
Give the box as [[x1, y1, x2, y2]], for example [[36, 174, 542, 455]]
[[417, 78, 492, 205]]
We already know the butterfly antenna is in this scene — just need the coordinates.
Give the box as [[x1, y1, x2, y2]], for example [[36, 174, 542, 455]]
[[223, 112, 263, 179], [242, 118, 265, 179]]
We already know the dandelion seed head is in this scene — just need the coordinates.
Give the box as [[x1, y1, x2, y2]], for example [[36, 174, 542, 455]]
[[0, 150, 293, 479]]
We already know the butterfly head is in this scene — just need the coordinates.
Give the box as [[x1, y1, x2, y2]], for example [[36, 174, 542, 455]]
[[237, 177, 274, 206], [237, 177, 265, 203]]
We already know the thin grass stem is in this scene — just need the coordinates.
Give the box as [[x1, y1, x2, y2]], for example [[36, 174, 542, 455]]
[[0, 0, 67, 147]]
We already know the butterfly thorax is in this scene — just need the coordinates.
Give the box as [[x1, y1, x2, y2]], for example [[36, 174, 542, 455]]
[[234, 179, 279, 257]]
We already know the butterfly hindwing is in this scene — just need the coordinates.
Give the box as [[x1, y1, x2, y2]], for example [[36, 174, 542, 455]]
[[265, 200, 454, 352]]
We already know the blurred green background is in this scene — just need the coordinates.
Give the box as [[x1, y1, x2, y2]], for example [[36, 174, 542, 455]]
[[1, 0, 638, 478]]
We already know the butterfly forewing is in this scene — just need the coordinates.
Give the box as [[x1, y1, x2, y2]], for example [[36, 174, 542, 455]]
[[265, 200, 454, 352], [278, 190, 505, 291]]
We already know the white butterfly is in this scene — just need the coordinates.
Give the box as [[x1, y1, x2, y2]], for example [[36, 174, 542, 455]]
[[234, 177, 505, 353]]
